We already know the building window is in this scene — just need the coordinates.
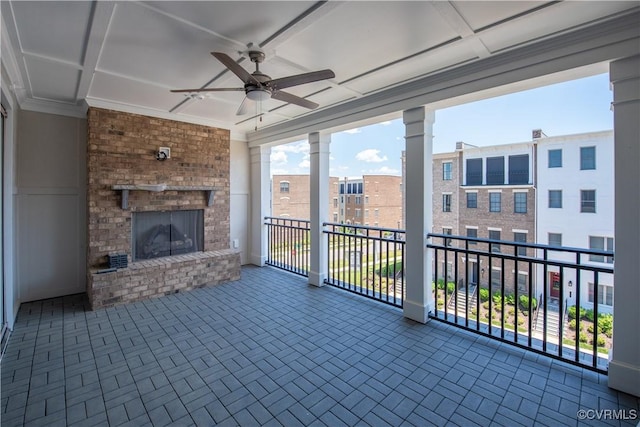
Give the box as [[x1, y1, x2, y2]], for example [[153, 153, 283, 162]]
[[588, 283, 613, 306], [358, 183, 363, 194], [466, 158, 483, 185], [491, 269, 502, 289], [548, 190, 562, 208], [443, 162, 452, 180], [514, 192, 527, 213], [443, 227, 452, 247], [548, 149, 562, 168], [486, 156, 504, 185], [355, 196, 361, 205], [517, 273, 528, 292], [279, 181, 290, 193], [548, 233, 562, 247], [589, 236, 614, 263], [489, 193, 501, 212], [364, 209, 369, 219], [340, 183, 345, 194], [333, 213, 338, 222], [333, 198, 338, 208], [355, 209, 361, 218], [374, 209, 379, 219], [489, 230, 501, 253], [466, 192, 477, 208], [581, 190, 596, 213], [514, 232, 527, 256], [466, 228, 477, 245], [442, 194, 452, 212], [508, 154, 529, 184], [580, 146, 596, 170], [364, 196, 369, 204], [347, 196, 351, 203]]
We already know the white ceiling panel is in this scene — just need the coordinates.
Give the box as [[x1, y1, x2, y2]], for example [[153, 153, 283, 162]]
[[479, 1, 640, 53], [274, 1, 460, 83], [89, 71, 185, 112], [10, 1, 93, 65], [451, 1, 547, 32], [97, 2, 232, 88], [143, 1, 314, 45], [25, 57, 80, 103]]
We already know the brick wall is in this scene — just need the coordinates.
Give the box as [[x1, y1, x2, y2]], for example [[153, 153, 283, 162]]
[[86, 108, 239, 308]]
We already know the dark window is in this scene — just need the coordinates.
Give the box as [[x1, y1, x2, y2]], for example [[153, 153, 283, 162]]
[[466, 158, 483, 185], [589, 283, 613, 306], [486, 156, 504, 185], [514, 192, 527, 213], [489, 193, 501, 212], [549, 190, 562, 208], [443, 228, 452, 247], [340, 183, 345, 194], [514, 232, 527, 256], [548, 149, 562, 168], [548, 233, 562, 247], [489, 230, 501, 253], [466, 192, 477, 208], [466, 228, 477, 245], [580, 146, 596, 170], [279, 182, 290, 193], [442, 194, 452, 212], [358, 183, 363, 194], [443, 162, 452, 180], [508, 154, 529, 184], [589, 236, 614, 263], [581, 190, 596, 213]]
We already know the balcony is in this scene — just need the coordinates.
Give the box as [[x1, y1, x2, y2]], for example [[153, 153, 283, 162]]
[[2, 265, 638, 426]]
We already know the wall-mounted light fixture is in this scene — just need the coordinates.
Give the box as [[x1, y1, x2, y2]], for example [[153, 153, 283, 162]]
[[156, 147, 170, 161], [568, 280, 573, 287]]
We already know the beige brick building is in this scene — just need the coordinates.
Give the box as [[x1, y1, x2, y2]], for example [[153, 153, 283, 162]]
[[271, 175, 339, 219], [340, 175, 403, 230]]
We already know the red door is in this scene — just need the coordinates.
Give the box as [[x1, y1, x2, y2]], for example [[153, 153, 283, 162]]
[[549, 272, 560, 298]]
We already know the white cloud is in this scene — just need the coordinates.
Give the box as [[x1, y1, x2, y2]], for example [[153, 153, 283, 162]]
[[356, 149, 388, 163], [342, 128, 361, 134], [364, 166, 400, 175], [379, 121, 392, 126], [298, 159, 310, 169], [270, 168, 290, 176], [272, 141, 308, 154], [270, 151, 288, 164]]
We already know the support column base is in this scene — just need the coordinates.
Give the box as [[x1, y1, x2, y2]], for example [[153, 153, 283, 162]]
[[249, 254, 267, 267], [608, 359, 640, 397], [308, 271, 325, 287], [403, 299, 431, 324]]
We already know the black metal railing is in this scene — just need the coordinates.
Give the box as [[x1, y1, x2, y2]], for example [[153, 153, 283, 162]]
[[264, 217, 310, 276], [324, 223, 405, 308], [428, 233, 614, 373]]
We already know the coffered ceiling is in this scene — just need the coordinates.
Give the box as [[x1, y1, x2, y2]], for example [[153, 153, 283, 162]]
[[1, 1, 639, 140]]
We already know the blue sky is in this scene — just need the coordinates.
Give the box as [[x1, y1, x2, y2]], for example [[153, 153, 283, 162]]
[[270, 73, 613, 178]]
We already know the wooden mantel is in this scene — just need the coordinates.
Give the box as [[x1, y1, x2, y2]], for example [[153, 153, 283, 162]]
[[112, 184, 217, 209]]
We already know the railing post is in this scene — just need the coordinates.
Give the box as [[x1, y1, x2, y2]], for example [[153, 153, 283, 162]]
[[249, 146, 271, 266], [309, 132, 330, 287], [402, 107, 434, 323], [609, 55, 640, 397]]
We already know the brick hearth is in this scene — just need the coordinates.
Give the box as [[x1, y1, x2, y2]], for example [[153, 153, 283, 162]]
[[86, 108, 240, 309]]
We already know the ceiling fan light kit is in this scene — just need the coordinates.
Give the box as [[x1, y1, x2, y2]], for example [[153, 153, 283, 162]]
[[171, 45, 335, 116]]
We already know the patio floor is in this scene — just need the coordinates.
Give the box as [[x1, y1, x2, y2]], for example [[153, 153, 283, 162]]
[[1, 265, 638, 427]]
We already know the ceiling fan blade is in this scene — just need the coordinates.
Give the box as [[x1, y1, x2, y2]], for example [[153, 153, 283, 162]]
[[271, 90, 319, 109], [235, 96, 254, 116], [170, 88, 244, 93], [269, 69, 335, 90], [211, 52, 259, 85]]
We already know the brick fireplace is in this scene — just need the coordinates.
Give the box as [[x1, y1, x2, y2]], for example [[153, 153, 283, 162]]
[[86, 108, 240, 309]]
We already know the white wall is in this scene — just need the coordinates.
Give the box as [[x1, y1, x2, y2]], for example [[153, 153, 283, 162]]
[[230, 139, 250, 264], [536, 131, 614, 312], [16, 110, 87, 301]]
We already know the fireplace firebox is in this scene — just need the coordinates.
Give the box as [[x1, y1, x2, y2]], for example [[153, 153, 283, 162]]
[[132, 210, 204, 261]]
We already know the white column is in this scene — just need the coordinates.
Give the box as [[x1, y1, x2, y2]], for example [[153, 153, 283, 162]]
[[249, 146, 271, 266], [403, 107, 435, 323], [608, 55, 640, 397], [309, 132, 330, 287]]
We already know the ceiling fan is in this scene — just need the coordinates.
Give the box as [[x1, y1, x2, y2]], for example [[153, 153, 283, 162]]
[[171, 45, 335, 115]]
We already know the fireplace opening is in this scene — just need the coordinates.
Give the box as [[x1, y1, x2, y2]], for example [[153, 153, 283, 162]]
[[132, 210, 204, 261]]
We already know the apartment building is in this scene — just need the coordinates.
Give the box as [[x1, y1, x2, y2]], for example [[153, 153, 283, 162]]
[[271, 175, 339, 219], [340, 175, 403, 229], [426, 130, 613, 303]]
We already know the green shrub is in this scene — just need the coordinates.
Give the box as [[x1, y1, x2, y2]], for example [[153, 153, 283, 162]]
[[436, 278, 445, 289], [598, 313, 613, 335], [492, 291, 502, 305], [587, 325, 594, 334], [518, 295, 538, 310], [568, 305, 588, 320], [597, 335, 606, 347], [507, 308, 515, 316], [517, 317, 525, 326], [482, 301, 490, 309], [585, 309, 595, 322], [479, 288, 489, 302], [568, 306, 577, 320], [447, 282, 456, 294], [568, 319, 577, 330], [579, 333, 588, 343], [505, 294, 515, 305]]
